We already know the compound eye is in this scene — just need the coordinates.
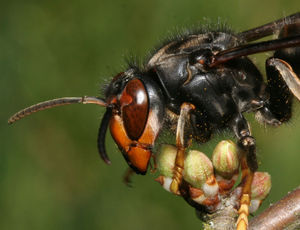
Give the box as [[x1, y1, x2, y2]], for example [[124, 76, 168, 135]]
[[120, 79, 149, 140]]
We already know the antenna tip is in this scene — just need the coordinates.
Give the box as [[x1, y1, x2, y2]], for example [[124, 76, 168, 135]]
[[8, 117, 15, 125], [103, 158, 112, 165]]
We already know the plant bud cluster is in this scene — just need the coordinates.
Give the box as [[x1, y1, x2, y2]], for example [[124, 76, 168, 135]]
[[156, 140, 271, 213]]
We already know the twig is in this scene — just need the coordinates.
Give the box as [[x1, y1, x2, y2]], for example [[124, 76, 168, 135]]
[[197, 187, 300, 230], [249, 186, 300, 230], [196, 187, 242, 230]]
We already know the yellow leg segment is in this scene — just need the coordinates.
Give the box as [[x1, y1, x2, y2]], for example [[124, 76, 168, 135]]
[[170, 103, 195, 195], [236, 155, 254, 230], [170, 148, 185, 195]]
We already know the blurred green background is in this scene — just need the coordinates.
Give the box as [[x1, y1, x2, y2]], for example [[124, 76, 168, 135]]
[[1, 0, 300, 229]]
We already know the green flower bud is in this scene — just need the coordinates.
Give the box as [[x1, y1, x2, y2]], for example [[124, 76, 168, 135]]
[[249, 172, 271, 213], [157, 144, 177, 178], [183, 150, 215, 191], [251, 172, 271, 200], [212, 140, 240, 179]]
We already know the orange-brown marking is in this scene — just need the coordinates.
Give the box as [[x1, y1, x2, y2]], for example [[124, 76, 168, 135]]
[[127, 146, 151, 173], [109, 79, 163, 173], [110, 115, 152, 173], [110, 110, 161, 173], [109, 115, 131, 152], [198, 59, 205, 65]]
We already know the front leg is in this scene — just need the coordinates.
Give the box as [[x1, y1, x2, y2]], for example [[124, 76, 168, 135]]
[[258, 22, 300, 125], [170, 103, 195, 195], [257, 57, 300, 127], [267, 58, 300, 101], [231, 113, 257, 230]]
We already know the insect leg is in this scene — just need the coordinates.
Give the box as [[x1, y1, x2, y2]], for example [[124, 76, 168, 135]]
[[231, 113, 257, 230], [258, 58, 298, 126], [210, 18, 300, 68], [256, 22, 299, 125], [209, 35, 300, 68], [254, 57, 294, 126], [238, 12, 299, 42], [267, 58, 300, 101], [260, 55, 300, 126], [123, 168, 135, 187], [268, 20, 300, 100], [170, 103, 195, 195]]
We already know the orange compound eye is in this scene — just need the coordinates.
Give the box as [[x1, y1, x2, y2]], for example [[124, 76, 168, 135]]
[[120, 79, 149, 140]]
